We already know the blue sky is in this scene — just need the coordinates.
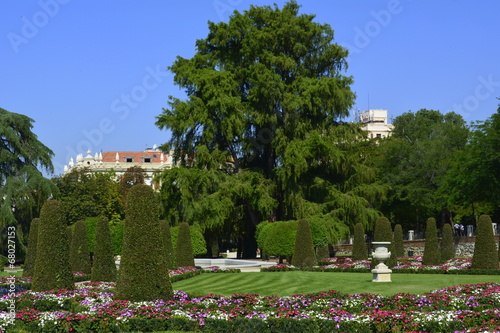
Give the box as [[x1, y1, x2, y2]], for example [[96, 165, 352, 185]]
[[1, 0, 499, 176]]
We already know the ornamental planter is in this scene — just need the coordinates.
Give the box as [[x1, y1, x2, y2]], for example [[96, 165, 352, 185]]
[[371, 241, 392, 282]]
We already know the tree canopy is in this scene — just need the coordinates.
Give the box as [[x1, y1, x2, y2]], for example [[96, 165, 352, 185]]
[[156, 1, 385, 257]]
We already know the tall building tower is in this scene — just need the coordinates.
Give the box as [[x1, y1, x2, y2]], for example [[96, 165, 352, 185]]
[[357, 109, 394, 139]]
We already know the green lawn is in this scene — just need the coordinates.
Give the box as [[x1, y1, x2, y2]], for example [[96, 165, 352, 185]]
[[172, 271, 500, 297], [0, 270, 23, 277]]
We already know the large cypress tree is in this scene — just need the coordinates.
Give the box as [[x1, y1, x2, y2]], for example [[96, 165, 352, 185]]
[[372, 217, 397, 268], [69, 220, 91, 274], [91, 216, 117, 282], [422, 217, 441, 265], [393, 224, 405, 258], [22, 218, 39, 277], [115, 184, 173, 301], [352, 223, 367, 260], [32, 200, 73, 291], [292, 219, 317, 267], [441, 223, 455, 262], [155, 2, 385, 258], [471, 215, 499, 269], [176, 222, 195, 267]]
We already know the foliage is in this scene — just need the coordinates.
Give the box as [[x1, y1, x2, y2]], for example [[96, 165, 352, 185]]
[[422, 218, 441, 265], [115, 184, 173, 301], [0, 108, 56, 248], [91, 216, 117, 282], [22, 218, 39, 277], [110, 220, 124, 255], [352, 222, 367, 260], [443, 106, 500, 214], [316, 246, 330, 261], [175, 222, 195, 267], [264, 221, 297, 258], [441, 223, 455, 261], [471, 215, 499, 269], [377, 109, 469, 229], [372, 217, 397, 268], [118, 165, 146, 207], [160, 220, 176, 269], [53, 168, 122, 225], [393, 224, 405, 258], [292, 219, 317, 268], [155, 1, 385, 257], [170, 224, 207, 257], [69, 221, 91, 274], [31, 200, 74, 291]]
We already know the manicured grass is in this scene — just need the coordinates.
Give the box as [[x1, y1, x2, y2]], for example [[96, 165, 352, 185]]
[[172, 271, 500, 297], [0, 270, 22, 277]]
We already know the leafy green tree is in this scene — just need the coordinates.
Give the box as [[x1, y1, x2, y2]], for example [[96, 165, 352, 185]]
[[0, 108, 57, 258], [292, 219, 317, 267], [352, 222, 368, 260], [161, 220, 176, 270], [118, 166, 147, 207], [69, 220, 91, 274], [53, 169, 122, 225], [471, 215, 499, 269], [91, 216, 117, 282], [422, 218, 441, 265], [156, 1, 386, 257], [441, 223, 455, 261], [115, 184, 173, 301], [378, 109, 469, 230], [32, 200, 73, 291], [175, 222, 195, 267], [372, 217, 396, 268], [22, 218, 39, 277], [443, 106, 500, 218], [393, 224, 405, 258], [264, 221, 298, 261]]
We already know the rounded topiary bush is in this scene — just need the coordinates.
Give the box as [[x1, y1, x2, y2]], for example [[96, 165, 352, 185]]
[[393, 224, 405, 258], [263, 221, 297, 260], [22, 218, 39, 277], [70, 220, 91, 274], [441, 223, 455, 262], [352, 223, 367, 260], [176, 222, 195, 267], [422, 217, 441, 265], [471, 215, 499, 270], [91, 216, 117, 282], [372, 217, 397, 268], [115, 184, 173, 301], [32, 200, 74, 292], [292, 219, 317, 268]]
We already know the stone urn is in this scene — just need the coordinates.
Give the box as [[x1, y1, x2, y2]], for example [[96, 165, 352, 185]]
[[371, 241, 392, 282]]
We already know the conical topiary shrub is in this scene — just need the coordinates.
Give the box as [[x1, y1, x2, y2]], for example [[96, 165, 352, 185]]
[[441, 223, 455, 262], [471, 215, 499, 269], [115, 184, 173, 301], [372, 217, 397, 268], [393, 224, 405, 258], [91, 216, 117, 282], [352, 223, 368, 260], [70, 220, 91, 274], [32, 200, 74, 291], [23, 218, 40, 277], [316, 246, 330, 261], [292, 219, 317, 268], [422, 217, 441, 265], [161, 220, 176, 270], [176, 222, 195, 267]]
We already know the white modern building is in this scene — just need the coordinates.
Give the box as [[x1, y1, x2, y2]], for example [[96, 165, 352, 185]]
[[357, 109, 394, 139]]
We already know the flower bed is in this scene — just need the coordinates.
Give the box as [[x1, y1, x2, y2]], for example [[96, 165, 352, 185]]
[[2, 282, 500, 331]]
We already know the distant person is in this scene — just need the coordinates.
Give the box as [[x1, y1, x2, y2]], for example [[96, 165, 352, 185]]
[[454, 223, 460, 236], [460, 224, 465, 236]]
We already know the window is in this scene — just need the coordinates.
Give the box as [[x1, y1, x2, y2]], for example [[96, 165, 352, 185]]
[[124, 157, 134, 163], [143, 157, 151, 163]]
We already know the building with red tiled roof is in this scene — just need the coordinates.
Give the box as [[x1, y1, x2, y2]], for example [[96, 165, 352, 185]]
[[64, 148, 175, 187]]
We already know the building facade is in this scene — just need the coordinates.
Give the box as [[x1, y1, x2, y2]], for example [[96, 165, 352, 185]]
[[64, 148, 174, 187]]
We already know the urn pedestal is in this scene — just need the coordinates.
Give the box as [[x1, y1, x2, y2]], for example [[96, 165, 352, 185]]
[[371, 241, 392, 282]]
